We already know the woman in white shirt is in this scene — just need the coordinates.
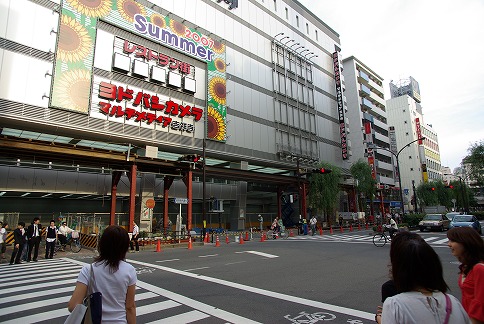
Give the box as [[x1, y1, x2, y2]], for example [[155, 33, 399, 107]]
[[67, 225, 137, 323], [376, 231, 470, 324]]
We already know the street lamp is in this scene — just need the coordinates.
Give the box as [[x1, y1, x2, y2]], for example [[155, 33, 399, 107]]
[[369, 137, 425, 216], [444, 173, 468, 213]]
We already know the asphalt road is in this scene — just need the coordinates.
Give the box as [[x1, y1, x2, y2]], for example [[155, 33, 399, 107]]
[[0, 229, 474, 323]]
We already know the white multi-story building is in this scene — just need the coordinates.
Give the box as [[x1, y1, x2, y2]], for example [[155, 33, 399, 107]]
[[421, 124, 442, 181], [0, 0, 349, 229], [386, 78, 429, 211], [342, 56, 393, 188]]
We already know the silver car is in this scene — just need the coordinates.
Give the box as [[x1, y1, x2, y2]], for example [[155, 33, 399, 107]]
[[419, 214, 451, 232]]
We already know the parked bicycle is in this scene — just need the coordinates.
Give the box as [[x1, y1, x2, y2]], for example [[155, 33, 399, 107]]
[[266, 227, 290, 239], [54, 231, 82, 253]]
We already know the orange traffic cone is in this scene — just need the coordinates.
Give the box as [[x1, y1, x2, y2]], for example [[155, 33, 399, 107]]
[[188, 236, 193, 250], [330, 226, 334, 234], [260, 232, 265, 242], [290, 229, 294, 237], [340, 226, 344, 233], [215, 235, 221, 247], [239, 234, 244, 244], [156, 239, 161, 252], [245, 232, 249, 241], [319, 228, 323, 235], [225, 235, 229, 244], [350, 224, 353, 232], [204, 232, 209, 243]]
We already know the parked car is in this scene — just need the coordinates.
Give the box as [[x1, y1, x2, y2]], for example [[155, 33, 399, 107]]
[[419, 214, 451, 232], [449, 215, 482, 234], [445, 212, 462, 221]]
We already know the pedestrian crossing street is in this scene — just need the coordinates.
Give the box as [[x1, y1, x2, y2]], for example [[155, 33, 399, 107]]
[[0, 258, 256, 324], [287, 232, 451, 246]]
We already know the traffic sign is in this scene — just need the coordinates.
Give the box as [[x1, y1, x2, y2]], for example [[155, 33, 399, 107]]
[[174, 197, 189, 204], [145, 198, 155, 209]]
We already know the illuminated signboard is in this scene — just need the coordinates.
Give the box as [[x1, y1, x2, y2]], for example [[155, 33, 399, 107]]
[[332, 52, 348, 160], [50, 0, 227, 142]]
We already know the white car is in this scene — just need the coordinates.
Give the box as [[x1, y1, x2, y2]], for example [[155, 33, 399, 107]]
[[419, 214, 451, 232]]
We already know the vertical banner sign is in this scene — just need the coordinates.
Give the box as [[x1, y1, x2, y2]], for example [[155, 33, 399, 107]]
[[51, 0, 227, 142], [415, 118, 422, 144], [332, 52, 348, 160]]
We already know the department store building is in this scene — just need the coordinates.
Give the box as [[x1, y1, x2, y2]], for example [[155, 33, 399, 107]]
[[0, 0, 351, 233]]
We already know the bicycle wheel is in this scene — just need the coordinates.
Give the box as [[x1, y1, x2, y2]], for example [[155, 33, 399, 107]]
[[71, 239, 82, 253], [373, 233, 387, 247], [282, 229, 290, 239]]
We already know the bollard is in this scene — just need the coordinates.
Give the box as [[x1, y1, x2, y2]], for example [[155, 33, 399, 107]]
[[330, 226, 334, 234], [155, 239, 161, 252], [340, 226, 344, 233], [225, 235, 229, 244], [245, 231, 249, 241], [319, 228, 323, 235], [188, 236, 193, 250], [215, 235, 220, 247]]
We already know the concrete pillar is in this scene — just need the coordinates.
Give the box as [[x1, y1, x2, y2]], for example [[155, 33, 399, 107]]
[[139, 173, 156, 233], [230, 161, 248, 231]]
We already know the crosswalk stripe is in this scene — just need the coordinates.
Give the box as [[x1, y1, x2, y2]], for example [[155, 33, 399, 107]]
[[0, 286, 74, 305], [431, 238, 449, 245], [0, 296, 69, 316], [146, 310, 211, 323], [424, 237, 439, 242], [135, 292, 159, 301], [0, 268, 81, 281], [137, 300, 181, 316], [2, 269, 81, 287], [0, 261, 74, 275], [0, 278, 76, 295], [1, 308, 70, 324], [1, 272, 78, 288], [1, 266, 81, 280]]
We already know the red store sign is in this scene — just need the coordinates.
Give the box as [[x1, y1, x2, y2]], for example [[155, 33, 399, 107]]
[[98, 82, 202, 132]]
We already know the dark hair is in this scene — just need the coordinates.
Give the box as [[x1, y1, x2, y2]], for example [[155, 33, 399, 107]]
[[390, 232, 448, 293], [18, 222, 25, 227], [1, 222, 7, 227], [94, 225, 129, 272], [447, 227, 484, 275], [33, 217, 40, 223]]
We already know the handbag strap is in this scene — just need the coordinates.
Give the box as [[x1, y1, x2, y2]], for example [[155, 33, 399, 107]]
[[443, 293, 452, 324], [88, 264, 96, 295]]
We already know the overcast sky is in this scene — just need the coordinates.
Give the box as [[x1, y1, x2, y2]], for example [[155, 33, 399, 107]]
[[297, 0, 484, 172]]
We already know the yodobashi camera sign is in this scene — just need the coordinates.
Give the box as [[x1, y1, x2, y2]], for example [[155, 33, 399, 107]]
[[332, 52, 348, 160]]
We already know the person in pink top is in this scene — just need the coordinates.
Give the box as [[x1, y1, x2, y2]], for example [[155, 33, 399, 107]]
[[447, 227, 484, 324]]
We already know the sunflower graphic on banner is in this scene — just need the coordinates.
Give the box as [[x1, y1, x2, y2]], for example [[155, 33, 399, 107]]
[[51, 0, 227, 142]]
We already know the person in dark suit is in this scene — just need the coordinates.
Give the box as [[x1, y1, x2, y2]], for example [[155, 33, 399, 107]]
[[10, 222, 26, 265], [27, 217, 42, 262]]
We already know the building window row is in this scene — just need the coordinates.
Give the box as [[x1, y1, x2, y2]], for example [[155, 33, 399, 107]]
[[274, 100, 316, 133], [276, 130, 318, 160]]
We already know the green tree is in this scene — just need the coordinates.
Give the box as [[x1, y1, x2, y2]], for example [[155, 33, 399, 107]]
[[417, 180, 453, 209], [308, 162, 342, 225], [350, 159, 377, 212], [465, 140, 484, 186]]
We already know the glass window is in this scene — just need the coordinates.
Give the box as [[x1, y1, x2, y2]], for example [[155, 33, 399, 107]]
[[278, 73, 285, 93], [310, 115, 316, 133], [281, 103, 287, 124], [273, 72, 279, 92], [287, 105, 294, 125], [286, 76, 292, 97], [298, 83, 304, 102], [297, 57, 303, 76], [277, 46, 284, 66], [290, 54, 296, 72], [308, 88, 314, 106], [359, 70, 369, 82], [293, 107, 299, 128], [274, 101, 281, 122], [305, 112, 310, 130], [291, 79, 297, 99], [307, 65, 313, 83]]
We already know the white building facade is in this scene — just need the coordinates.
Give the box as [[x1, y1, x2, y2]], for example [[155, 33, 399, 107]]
[[0, 0, 349, 228]]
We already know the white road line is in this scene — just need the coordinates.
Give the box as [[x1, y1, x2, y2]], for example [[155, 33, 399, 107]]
[[0, 296, 69, 316], [156, 259, 180, 262], [135, 292, 159, 301], [128, 259, 374, 321], [1, 272, 78, 288], [0, 286, 74, 305], [136, 300, 181, 316], [225, 261, 247, 266], [134, 279, 261, 324], [198, 254, 219, 258], [146, 310, 210, 323], [1, 308, 70, 324], [432, 238, 449, 245], [243, 251, 279, 258], [184, 266, 210, 271], [0, 262, 73, 275], [0, 268, 81, 281], [0, 278, 76, 295], [424, 237, 439, 242]]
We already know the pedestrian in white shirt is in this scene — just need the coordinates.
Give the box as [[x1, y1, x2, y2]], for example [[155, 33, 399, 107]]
[[130, 221, 139, 252], [58, 221, 73, 250]]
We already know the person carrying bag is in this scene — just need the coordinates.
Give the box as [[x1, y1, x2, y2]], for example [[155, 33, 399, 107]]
[[65, 264, 102, 324]]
